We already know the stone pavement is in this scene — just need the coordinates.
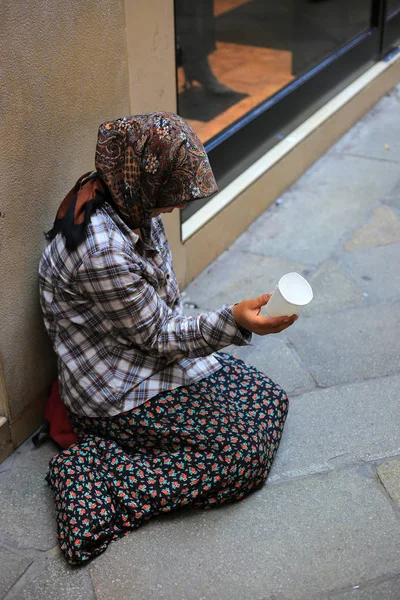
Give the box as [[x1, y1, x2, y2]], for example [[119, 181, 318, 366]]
[[1, 85, 400, 600]]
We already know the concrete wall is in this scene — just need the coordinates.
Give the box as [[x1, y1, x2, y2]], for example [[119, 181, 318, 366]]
[[124, 1, 176, 115], [0, 0, 131, 446]]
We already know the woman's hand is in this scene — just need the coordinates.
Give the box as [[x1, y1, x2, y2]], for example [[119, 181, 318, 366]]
[[232, 293, 298, 335]]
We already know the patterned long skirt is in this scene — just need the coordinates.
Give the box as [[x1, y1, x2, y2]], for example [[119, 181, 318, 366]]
[[46, 353, 288, 564]]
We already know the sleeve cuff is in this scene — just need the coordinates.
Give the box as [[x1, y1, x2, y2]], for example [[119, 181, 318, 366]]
[[222, 306, 252, 347]]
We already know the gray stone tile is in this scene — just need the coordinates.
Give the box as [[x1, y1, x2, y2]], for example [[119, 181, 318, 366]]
[[382, 179, 400, 215], [343, 206, 400, 251], [90, 469, 400, 600], [326, 575, 400, 600], [287, 302, 400, 387], [332, 86, 400, 163], [17, 557, 94, 600], [0, 444, 58, 551], [230, 155, 399, 264], [385, 176, 400, 199], [269, 375, 400, 482], [384, 178, 400, 216], [183, 250, 306, 310], [10, 441, 58, 473], [387, 195, 400, 217], [337, 243, 400, 303], [302, 261, 364, 315], [0, 441, 27, 475], [231, 335, 315, 395], [377, 459, 400, 508], [0, 546, 32, 598], [0, 439, 58, 475]]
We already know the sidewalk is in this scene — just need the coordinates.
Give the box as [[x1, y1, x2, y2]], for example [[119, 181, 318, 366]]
[[1, 84, 400, 600]]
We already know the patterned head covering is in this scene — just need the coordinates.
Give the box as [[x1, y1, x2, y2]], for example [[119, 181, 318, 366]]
[[95, 112, 218, 229]]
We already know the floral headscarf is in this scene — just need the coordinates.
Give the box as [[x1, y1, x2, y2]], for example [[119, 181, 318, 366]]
[[46, 113, 218, 249], [95, 112, 218, 229]]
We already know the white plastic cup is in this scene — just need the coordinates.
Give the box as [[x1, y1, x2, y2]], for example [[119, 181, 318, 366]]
[[264, 272, 313, 318]]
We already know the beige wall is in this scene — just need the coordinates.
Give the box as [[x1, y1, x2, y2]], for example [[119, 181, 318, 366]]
[[124, 1, 177, 115], [0, 0, 177, 453], [0, 0, 132, 445]]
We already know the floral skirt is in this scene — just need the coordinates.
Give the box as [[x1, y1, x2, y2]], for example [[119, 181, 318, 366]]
[[47, 353, 288, 564]]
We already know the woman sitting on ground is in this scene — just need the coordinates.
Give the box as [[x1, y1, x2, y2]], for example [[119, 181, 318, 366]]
[[39, 112, 297, 564]]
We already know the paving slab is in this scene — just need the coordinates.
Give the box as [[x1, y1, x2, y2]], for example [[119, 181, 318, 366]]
[[302, 261, 364, 315], [287, 301, 400, 387], [0, 436, 58, 475], [343, 206, 400, 251], [90, 468, 400, 600], [332, 85, 400, 163], [184, 250, 306, 310], [386, 195, 400, 216], [15, 556, 94, 600], [229, 154, 400, 264], [377, 459, 400, 508], [337, 243, 400, 303], [269, 374, 400, 482], [384, 178, 400, 216], [231, 335, 315, 395], [325, 575, 400, 600], [0, 444, 58, 551], [387, 176, 400, 196], [0, 546, 32, 599]]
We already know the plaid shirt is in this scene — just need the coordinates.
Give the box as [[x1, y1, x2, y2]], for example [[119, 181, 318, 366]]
[[39, 203, 251, 417]]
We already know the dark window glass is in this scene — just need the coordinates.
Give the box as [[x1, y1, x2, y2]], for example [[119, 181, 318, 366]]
[[175, 0, 372, 146], [387, 0, 400, 17]]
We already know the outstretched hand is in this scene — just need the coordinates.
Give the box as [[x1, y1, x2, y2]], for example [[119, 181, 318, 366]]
[[232, 293, 298, 336]]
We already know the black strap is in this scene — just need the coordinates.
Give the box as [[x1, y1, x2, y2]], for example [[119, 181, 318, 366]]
[[31, 421, 50, 447]]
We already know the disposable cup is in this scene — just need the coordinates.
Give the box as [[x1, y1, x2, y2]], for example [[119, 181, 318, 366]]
[[264, 272, 313, 318]]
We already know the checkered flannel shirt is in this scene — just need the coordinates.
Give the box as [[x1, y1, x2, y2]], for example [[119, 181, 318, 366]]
[[39, 203, 252, 417]]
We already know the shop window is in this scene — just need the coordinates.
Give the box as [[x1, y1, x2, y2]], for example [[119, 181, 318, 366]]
[[387, 0, 400, 17], [175, 0, 372, 146]]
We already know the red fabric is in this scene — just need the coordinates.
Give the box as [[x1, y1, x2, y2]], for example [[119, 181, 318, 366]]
[[45, 381, 78, 448]]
